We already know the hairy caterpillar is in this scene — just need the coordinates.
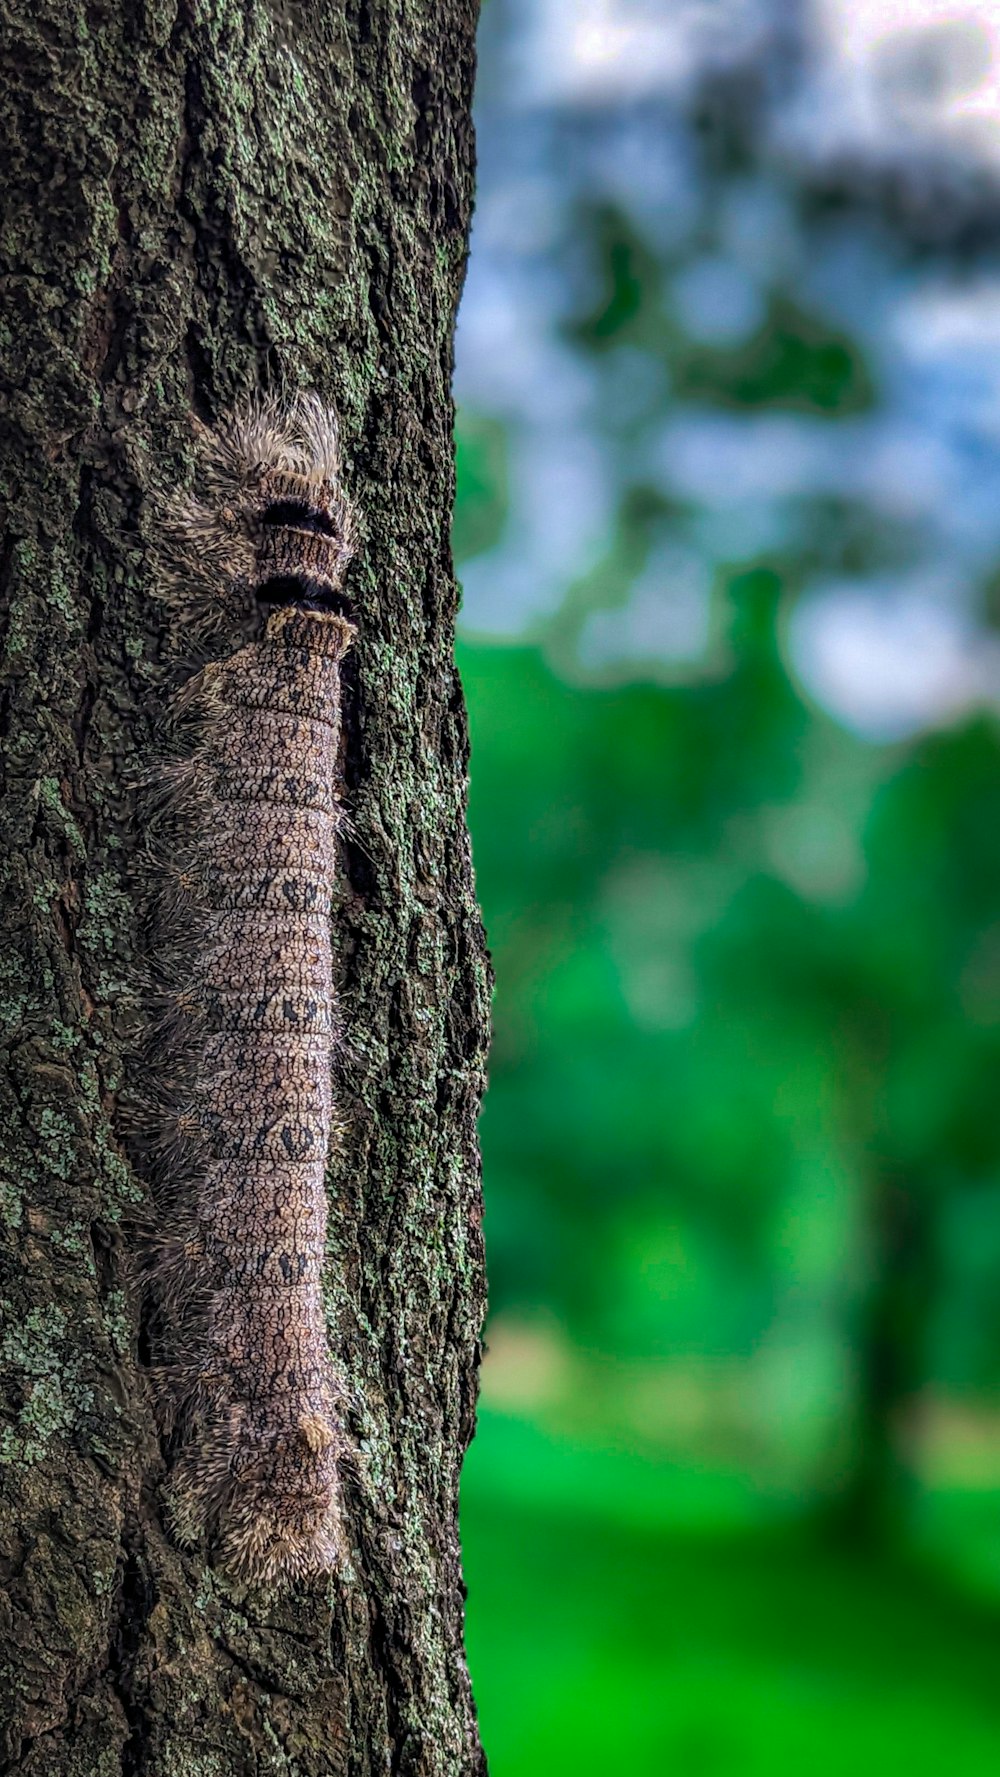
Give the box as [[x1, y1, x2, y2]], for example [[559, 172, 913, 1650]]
[[142, 394, 357, 1586]]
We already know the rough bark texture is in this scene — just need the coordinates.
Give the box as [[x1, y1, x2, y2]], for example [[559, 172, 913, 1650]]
[[0, 2, 489, 1773]]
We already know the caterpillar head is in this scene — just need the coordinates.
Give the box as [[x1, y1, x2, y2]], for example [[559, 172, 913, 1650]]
[[161, 392, 358, 640]]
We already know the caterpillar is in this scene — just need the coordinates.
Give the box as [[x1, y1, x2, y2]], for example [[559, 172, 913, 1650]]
[[141, 394, 357, 1587]]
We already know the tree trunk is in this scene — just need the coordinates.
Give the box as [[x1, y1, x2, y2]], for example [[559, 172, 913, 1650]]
[[825, 1175, 934, 1551], [0, 3, 490, 1772]]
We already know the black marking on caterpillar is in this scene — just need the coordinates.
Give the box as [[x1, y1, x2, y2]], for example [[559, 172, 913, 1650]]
[[137, 393, 358, 1586]]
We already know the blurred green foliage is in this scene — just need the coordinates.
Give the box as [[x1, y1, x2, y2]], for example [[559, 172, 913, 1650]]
[[463, 1413, 1000, 1776], [575, 203, 875, 414], [453, 13, 1000, 1769], [458, 573, 1000, 1765], [459, 598, 1000, 1419]]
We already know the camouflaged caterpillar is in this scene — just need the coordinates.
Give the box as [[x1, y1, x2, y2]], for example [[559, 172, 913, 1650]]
[[142, 394, 357, 1586]]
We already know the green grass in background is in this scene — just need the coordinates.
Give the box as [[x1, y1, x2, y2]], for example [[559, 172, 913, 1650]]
[[462, 1413, 1000, 1777]]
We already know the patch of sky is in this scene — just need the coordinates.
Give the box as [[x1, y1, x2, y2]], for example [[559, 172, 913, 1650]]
[[652, 409, 864, 504], [459, 426, 615, 637], [788, 575, 1000, 741], [574, 112, 703, 245], [456, 269, 592, 424], [715, 177, 801, 283], [670, 255, 766, 346], [799, 0, 1000, 165], [600, 345, 672, 429], [577, 540, 714, 674], [510, 0, 769, 108]]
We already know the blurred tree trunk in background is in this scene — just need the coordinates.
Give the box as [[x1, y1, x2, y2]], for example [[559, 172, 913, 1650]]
[[0, 2, 490, 1772], [829, 1176, 935, 1549]]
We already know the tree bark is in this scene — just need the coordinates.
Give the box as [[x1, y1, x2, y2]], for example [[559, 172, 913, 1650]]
[[0, 3, 490, 1772]]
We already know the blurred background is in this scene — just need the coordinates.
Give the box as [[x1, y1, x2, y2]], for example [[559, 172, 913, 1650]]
[[453, 1, 1000, 1770]]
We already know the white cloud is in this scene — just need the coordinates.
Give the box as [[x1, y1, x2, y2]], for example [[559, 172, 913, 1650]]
[[512, 0, 765, 105], [788, 577, 1000, 739], [578, 542, 714, 671], [804, 0, 1000, 160]]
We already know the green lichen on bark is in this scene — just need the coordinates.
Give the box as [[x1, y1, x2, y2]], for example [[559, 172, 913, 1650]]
[[0, 0, 488, 1771]]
